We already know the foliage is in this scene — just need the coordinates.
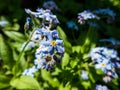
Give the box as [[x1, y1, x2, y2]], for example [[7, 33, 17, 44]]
[[0, 0, 120, 90]]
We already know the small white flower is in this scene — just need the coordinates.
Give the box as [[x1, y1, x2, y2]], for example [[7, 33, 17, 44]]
[[0, 21, 9, 27], [80, 70, 89, 80]]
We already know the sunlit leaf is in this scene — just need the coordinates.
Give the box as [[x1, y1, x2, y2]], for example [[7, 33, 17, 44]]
[[81, 81, 91, 90], [57, 26, 72, 54], [81, 27, 98, 56], [0, 34, 14, 68], [4, 31, 26, 42], [41, 70, 60, 87], [62, 53, 70, 69], [72, 46, 81, 54], [0, 75, 11, 89], [10, 76, 41, 90]]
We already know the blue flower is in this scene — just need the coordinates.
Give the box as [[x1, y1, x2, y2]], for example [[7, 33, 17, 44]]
[[42, 28, 59, 40], [95, 84, 109, 90], [31, 28, 44, 41], [100, 38, 120, 45], [34, 54, 46, 69], [88, 22, 99, 27], [26, 17, 33, 26], [103, 76, 112, 83], [90, 47, 120, 62], [43, 0, 59, 11], [95, 59, 112, 73], [40, 39, 64, 55], [66, 21, 79, 31], [22, 66, 38, 77], [93, 8, 116, 18], [25, 8, 59, 24], [102, 48, 119, 60], [78, 10, 98, 20], [0, 20, 9, 27], [23, 7, 64, 73], [80, 70, 89, 80]]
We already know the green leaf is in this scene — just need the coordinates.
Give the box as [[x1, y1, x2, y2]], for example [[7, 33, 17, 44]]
[[0, 83, 10, 89], [4, 31, 26, 42], [59, 83, 71, 90], [81, 27, 98, 55], [3, 23, 20, 31], [72, 46, 81, 54], [62, 53, 70, 69], [81, 81, 91, 90], [96, 69, 103, 75], [0, 34, 14, 68], [0, 75, 10, 89], [70, 59, 78, 68], [89, 73, 95, 83], [41, 70, 60, 87], [57, 26, 72, 54], [10, 76, 41, 90], [57, 26, 67, 40]]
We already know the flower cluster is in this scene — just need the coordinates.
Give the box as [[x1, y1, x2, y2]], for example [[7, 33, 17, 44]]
[[93, 8, 116, 23], [77, 8, 116, 25], [90, 47, 120, 82], [100, 38, 120, 45], [95, 84, 109, 90], [93, 8, 116, 18], [22, 8, 64, 77], [43, 0, 59, 11], [78, 10, 99, 24]]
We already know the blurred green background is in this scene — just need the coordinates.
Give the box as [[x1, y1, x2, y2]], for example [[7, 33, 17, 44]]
[[0, 0, 120, 90]]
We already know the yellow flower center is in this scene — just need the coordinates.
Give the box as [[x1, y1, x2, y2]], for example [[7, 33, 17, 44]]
[[37, 58, 40, 62], [112, 68, 115, 71], [85, 14, 89, 17], [45, 47, 49, 51], [37, 47, 40, 51], [107, 51, 111, 55], [101, 63, 106, 67], [50, 41, 56, 46]]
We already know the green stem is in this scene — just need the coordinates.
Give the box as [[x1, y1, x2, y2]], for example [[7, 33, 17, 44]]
[[14, 28, 36, 77]]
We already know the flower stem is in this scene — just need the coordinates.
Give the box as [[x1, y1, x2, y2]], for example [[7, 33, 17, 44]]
[[14, 28, 36, 77]]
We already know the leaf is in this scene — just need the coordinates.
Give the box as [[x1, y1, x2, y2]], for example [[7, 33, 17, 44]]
[[10, 76, 41, 90], [62, 53, 70, 69], [59, 83, 71, 90], [96, 69, 103, 75], [81, 81, 91, 90], [70, 59, 78, 68], [0, 75, 10, 89], [0, 34, 14, 68], [57, 26, 72, 54], [41, 70, 60, 87], [81, 27, 98, 55], [0, 83, 10, 89], [3, 23, 20, 31], [4, 31, 26, 42], [57, 26, 67, 40], [72, 46, 81, 54]]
